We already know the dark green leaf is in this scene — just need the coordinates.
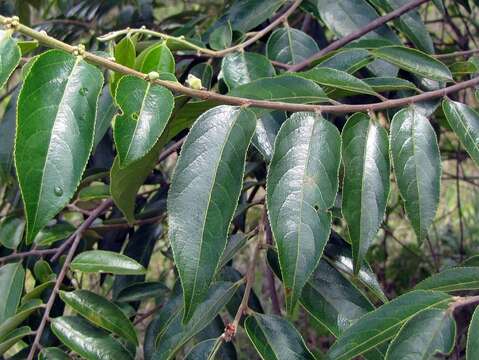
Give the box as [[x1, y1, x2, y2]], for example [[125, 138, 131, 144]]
[[93, 86, 117, 149], [0, 30, 21, 89], [111, 36, 136, 96], [135, 43, 175, 74], [222, 52, 275, 90], [245, 313, 315, 360], [33, 222, 75, 246], [385, 308, 455, 359], [219, 232, 251, 269], [60, 290, 138, 345], [39, 347, 70, 360], [168, 105, 256, 322], [0, 215, 25, 250], [467, 306, 479, 359], [0, 262, 25, 324], [327, 290, 451, 360], [71, 250, 146, 275], [190, 63, 213, 89], [78, 184, 110, 201], [0, 326, 31, 355], [372, 46, 452, 81], [113, 75, 174, 167], [341, 113, 390, 273], [117, 282, 169, 302], [300, 67, 380, 98], [267, 112, 340, 313], [442, 99, 479, 166], [252, 111, 286, 162], [15, 50, 103, 243], [152, 282, 239, 360], [317, 49, 372, 73], [209, 21, 232, 50], [50, 316, 133, 360], [0, 299, 41, 340], [363, 77, 418, 92], [450, 61, 478, 75], [185, 339, 218, 359], [390, 108, 441, 241], [266, 27, 319, 65], [416, 267, 479, 292], [0, 88, 17, 182]]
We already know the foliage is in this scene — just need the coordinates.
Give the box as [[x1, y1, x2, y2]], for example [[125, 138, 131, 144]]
[[1, 0, 479, 359]]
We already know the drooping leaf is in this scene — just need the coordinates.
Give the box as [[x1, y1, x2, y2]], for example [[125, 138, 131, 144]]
[[39, 347, 70, 360], [300, 67, 380, 97], [222, 52, 275, 90], [151, 282, 239, 360], [442, 99, 479, 166], [168, 105, 256, 322], [266, 27, 319, 65], [0, 326, 31, 355], [21, 281, 55, 302], [33, 222, 75, 246], [0, 262, 25, 324], [0, 299, 42, 340], [15, 50, 103, 243], [266, 112, 340, 314], [135, 42, 175, 74], [467, 306, 479, 359], [341, 113, 390, 273], [385, 308, 455, 360], [0, 30, 21, 89], [70, 250, 146, 275], [113, 75, 174, 167], [245, 313, 315, 360], [390, 108, 441, 241], [372, 46, 452, 81], [327, 290, 452, 360], [50, 316, 133, 360], [60, 290, 138, 345], [0, 215, 25, 250], [415, 267, 479, 292], [219, 232, 251, 269]]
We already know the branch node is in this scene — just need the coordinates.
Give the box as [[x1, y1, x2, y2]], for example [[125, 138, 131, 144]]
[[145, 71, 160, 82], [72, 44, 86, 58], [4, 16, 20, 30]]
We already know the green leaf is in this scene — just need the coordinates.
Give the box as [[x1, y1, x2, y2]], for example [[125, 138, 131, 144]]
[[93, 87, 117, 149], [168, 105, 256, 322], [0, 30, 21, 89], [229, 75, 329, 110], [252, 111, 286, 162], [33, 222, 75, 246], [467, 306, 479, 359], [363, 77, 418, 92], [50, 316, 133, 360], [385, 308, 455, 359], [184, 339, 218, 360], [33, 259, 54, 283], [111, 36, 136, 96], [0, 90, 17, 182], [372, 46, 452, 81], [222, 52, 276, 90], [151, 281, 239, 360], [21, 281, 55, 302], [415, 267, 479, 292], [78, 184, 110, 201], [327, 290, 452, 360], [306, 0, 399, 76], [0, 326, 31, 355], [300, 67, 380, 98], [0, 262, 25, 324], [341, 113, 390, 274], [117, 282, 169, 302], [317, 49, 372, 73], [15, 50, 103, 243], [370, 0, 433, 53], [60, 289, 138, 345], [390, 108, 441, 241], [266, 112, 340, 313], [135, 43, 175, 74], [245, 313, 315, 360], [113, 75, 174, 167], [39, 347, 70, 360], [189, 63, 213, 89], [0, 299, 42, 340], [450, 61, 478, 75], [442, 99, 479, 166], [71, 250, 146, 275], [209, 21, 232, 50], [302, 260, 374, 336], [0, 215, 25, 250], [266, 27, 319, 65], [219, 232, 251, 269]]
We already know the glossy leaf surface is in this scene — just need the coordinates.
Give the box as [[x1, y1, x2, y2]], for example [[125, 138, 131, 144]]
[[71, 250, 146, 275]]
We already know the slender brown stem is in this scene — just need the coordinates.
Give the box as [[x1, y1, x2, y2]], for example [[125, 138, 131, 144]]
[[2, 14, 479, 114], [0, 248, 58, 264], [27, 200, 112, 360], [435, 48, 479, 59], [287, 0, 431, 71]]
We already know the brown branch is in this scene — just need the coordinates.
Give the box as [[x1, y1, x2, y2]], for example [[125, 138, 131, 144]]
[[3, 15, 479, 114], [435, 48, 479, 59], [287, 0, 431, 72], [27, 200, 112, 360]]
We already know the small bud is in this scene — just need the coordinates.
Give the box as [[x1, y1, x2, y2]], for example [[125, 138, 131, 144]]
[[146, 71, 160, 81], [186, 74, 203, 90]]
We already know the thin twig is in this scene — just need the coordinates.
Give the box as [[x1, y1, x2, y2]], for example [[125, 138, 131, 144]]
[[27, 200, 112, 360]]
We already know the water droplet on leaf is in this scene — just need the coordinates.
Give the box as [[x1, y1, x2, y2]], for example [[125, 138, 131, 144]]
[[54, 186, 63, 196]]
